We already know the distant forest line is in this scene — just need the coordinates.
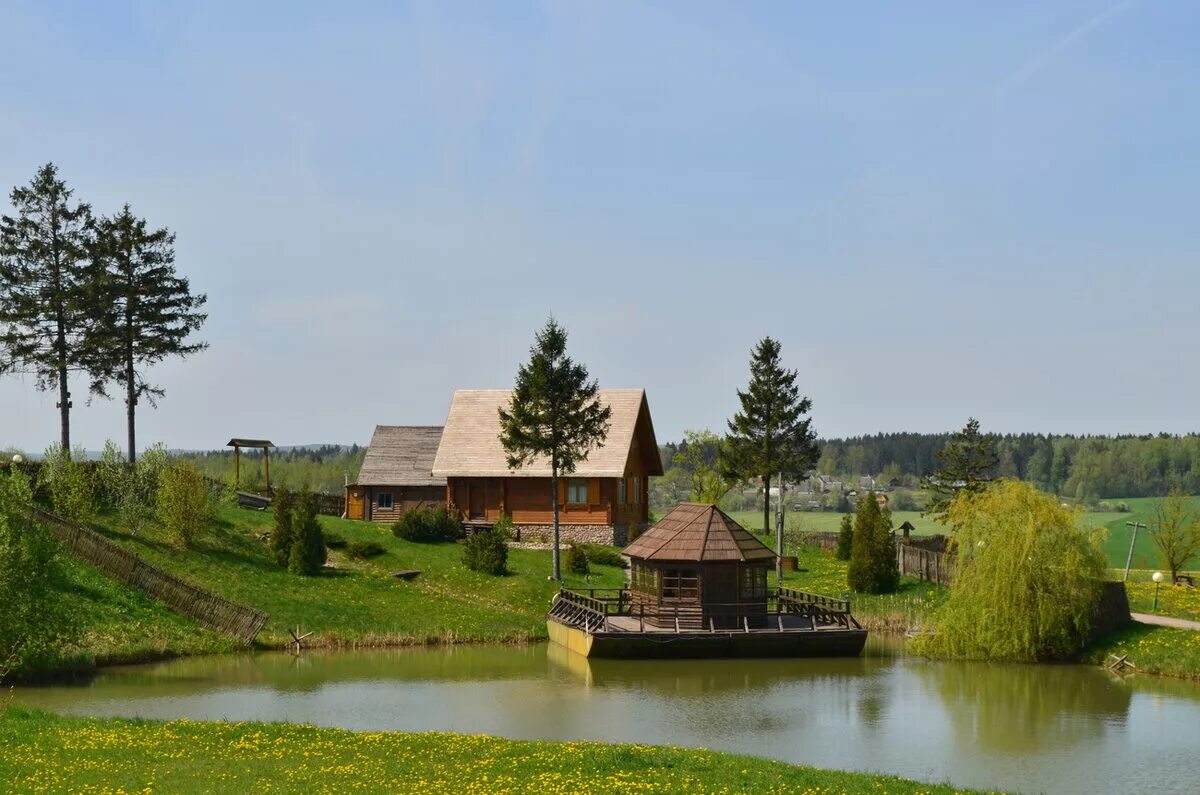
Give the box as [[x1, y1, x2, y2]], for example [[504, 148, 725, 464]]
[[110, 430, 1200, 501], [804, 432, 1199, 500]]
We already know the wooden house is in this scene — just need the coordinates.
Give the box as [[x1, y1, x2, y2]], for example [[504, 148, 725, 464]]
[[431, 389, 663, 545], [345, 426, 446, 522], [620, 503, 775, 629]]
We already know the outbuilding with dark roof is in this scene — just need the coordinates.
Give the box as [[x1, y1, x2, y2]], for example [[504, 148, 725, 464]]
[[346, 426, 446, 522]]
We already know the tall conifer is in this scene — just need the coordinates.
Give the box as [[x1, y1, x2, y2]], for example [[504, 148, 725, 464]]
[[0, 164, 98, 451], [922, 418, 998, 527], [721, 337, 818, 578], [499, 317, 611, 581], [90, 205, 207, 463]]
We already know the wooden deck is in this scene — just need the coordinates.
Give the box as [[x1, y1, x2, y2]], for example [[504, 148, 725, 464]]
[[547, 587, 868, 659]]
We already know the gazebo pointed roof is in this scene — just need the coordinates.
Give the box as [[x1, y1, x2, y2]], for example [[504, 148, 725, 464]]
[[622, 503, 776, 563]]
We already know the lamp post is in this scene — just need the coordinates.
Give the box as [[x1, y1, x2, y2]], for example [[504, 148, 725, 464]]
[[1152, 571, 1164, 612]]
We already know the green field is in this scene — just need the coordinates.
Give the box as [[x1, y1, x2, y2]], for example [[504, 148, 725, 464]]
[[0, 708, 1000, 794], [728, 508, 945, 538]]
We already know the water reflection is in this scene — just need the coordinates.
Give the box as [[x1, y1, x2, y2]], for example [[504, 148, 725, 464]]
[[918, 659, 1132, 754], [9, 641, 1200, 795]]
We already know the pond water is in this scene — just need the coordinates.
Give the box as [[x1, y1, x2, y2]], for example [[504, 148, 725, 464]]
[[11, 638, 1200, 795]]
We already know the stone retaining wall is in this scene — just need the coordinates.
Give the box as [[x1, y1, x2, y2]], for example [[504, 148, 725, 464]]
[[514, 523, 641, 546]]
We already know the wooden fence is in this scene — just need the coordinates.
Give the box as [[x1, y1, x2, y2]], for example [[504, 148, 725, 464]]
[[29, 506, 269, 645], [896, 543, 955, 587]]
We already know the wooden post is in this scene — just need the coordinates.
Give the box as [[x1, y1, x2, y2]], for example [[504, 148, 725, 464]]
[[234, 445, 240, 486], [263, 446, 271, 495]]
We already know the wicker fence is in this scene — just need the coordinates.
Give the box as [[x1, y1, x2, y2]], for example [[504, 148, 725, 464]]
[[896, 543, 955, 587], [29, 506, 269, 645]]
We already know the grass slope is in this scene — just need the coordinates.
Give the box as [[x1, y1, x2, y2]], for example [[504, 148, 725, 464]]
[[85, 504, 626, 649], [1085, 623, 1200, 681], [0, 708, 1000, 794]]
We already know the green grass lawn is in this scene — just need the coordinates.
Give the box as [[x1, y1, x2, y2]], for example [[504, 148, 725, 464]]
[[0, 708, 1000, 794], [1084, 623, 1200, 681], [82, 503, 627, 650], [727, 508, 945, 537]]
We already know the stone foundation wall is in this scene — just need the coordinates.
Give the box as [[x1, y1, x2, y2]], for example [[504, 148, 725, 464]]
[[513, 523, 644, 546]]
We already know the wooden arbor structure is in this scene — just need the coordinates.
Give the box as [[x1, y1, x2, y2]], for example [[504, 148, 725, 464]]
[[621, 503, 776, 630], [227, 438, 274, 494]]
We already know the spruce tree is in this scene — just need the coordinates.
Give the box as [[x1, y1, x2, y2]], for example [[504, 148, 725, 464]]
[[847, 492, 899, 594], [0, 164, 98, 451], [499, 317, 611, 581], [288, 487, 326, 576], [90, 205, 207, 463], [721, 337, 818, 580], [922, 418, 999, 527]]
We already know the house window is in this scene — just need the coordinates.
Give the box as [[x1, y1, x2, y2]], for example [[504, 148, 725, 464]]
[[632, 477, 641, 504], [567, 478, 588, 505], [618, 478, 627, 505], [377, 492, 394, 510]]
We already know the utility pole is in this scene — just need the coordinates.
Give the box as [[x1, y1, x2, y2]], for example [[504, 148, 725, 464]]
[[1123, 521, 1147, 582], [776, 471, 786, 586]]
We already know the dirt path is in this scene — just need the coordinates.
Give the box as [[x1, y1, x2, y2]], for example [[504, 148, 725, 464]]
[[1131, 612, 1200, 630]]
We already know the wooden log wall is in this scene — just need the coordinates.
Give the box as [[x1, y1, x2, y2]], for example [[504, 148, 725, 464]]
[[29, 506, 269, 645]]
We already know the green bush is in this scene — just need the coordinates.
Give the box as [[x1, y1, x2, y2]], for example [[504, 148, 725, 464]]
[[157, 459, 213, 548], [847, 492, 898, 594], [346, 540, 386, 559], [323, 532, 347, 549], [392, 506, 464, 543], [270, 489, 294, 566], [580, 544, 628, 569], [566, 543, 590, 575], [835, 514, 854, 560], [463, 528, 508, 575], [39, 443, 95, 526], [97, 442, 167, 536], [0, 468, 76, 677], [493, 512, 515, 540], [288, 487, 326, 576]]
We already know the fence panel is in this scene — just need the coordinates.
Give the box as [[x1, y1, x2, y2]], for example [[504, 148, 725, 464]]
[[29, 506, 269, 644], [897, 543, 955, 587]]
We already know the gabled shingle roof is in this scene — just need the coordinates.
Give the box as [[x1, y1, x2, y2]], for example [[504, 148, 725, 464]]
[[431, 389, 662, 478], [356, 426, 446, 487], [621, 503, 776, 562]]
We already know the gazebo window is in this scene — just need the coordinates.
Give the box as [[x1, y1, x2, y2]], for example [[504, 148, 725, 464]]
[[740, 567, 766, 599], [662, 568, 699, 600], [631, 562, 658, 594]]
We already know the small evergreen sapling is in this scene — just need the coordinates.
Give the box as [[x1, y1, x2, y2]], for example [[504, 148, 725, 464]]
[[271, 489, 294, 567], [566, 543, 590, 576], [847, 492, 899, 594], [288, 487, 326, 576], [835, 513, 854, 561]]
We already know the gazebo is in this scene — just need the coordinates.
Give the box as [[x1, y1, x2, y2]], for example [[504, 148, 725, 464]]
[[227, 438, 275, 494], [621, 503, 776, 630]]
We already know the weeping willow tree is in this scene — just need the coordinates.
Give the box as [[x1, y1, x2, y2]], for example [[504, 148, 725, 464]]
[[913, 480, 1107, 662]]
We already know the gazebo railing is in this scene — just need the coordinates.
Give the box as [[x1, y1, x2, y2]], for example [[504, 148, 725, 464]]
[[549, 587, 861, 634]]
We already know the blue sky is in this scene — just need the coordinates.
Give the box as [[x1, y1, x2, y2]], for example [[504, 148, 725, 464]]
[[2, 1, 1198, 452]]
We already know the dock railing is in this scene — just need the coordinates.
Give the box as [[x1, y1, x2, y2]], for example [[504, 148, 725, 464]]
[[550, 587, 861, 634]]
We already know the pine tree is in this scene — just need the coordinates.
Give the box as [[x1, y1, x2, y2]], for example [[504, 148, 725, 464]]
[[847, 492, 899, 594], [288, 487, 326, 576], [89, 205, 207, 463], [721, 337, 818, 581], [922, 418, 999, 527], [0, 164, 98, 451], [498, 317, 611, 581]]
